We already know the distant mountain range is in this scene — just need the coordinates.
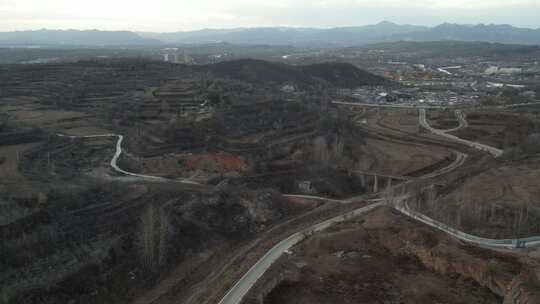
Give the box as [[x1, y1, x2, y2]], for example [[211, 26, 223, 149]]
[[139, 21, 427, 46], [2, 22, 540, 47], [0, 29, 159, 46]]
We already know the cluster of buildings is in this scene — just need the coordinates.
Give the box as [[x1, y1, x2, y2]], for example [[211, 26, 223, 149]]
[[337, 86, 481, 106], [162, 48, 194, 64]]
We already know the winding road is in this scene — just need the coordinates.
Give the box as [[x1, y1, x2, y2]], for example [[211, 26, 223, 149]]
[[216, 107, 539, 304], [442, 110, 468, 133], [56, 133, 200, 185], [419, 109, 503, 157], [217, 203, 384, 304], [217, 148, 471, 304], [285, 150, 468, 203], [394, 198, 540, 249], [58, 107, 536, 304]]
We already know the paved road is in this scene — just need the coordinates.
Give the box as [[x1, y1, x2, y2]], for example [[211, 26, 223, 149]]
[[217, 203, 384, 304], [437, 68, 452, 75], [441, 110, 468, 133], [286, 169, 540, 253], [216, 105, 537, 304], [499, 101, 540, 108], [418, 151, 468, 179], [394, 198, 540, 249], [333, 100, 540, 111], [57, 122, 532, 304], [419, 109, 503, 157], [284, 150, 467, 203], [57, 133, 200, 185], [332, 100, 444, 109], [282, 194, 345, 203], [218, 148, 471, 304]]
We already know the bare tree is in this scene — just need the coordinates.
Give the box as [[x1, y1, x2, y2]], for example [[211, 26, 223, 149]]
[[158, 205, 171, 267], [332, 134, 344, 159], [425, 186, 436, 213], [140, 203, 156, 270], [382, 177, 396, 207], [139, 202, 172, 270], [313, 136, 329, 165]]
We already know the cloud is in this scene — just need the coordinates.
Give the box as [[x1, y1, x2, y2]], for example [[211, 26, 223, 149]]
[[0, 0, 539, 31], [0, 0, 14, 9], [312, 0, 539, 10], [218, 0, 540, 28]]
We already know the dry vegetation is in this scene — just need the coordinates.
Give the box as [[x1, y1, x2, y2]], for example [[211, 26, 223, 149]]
[[246, 208, 540, 304], [451, 110, 536, 150], [416, 160, 540, 239], [0, 59, 391, 303], [1, 58, 539, 304]]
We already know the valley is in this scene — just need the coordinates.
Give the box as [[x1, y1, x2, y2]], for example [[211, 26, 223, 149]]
[[1, 54, 540, 304]]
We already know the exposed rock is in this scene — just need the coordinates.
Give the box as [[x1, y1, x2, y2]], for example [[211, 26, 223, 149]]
[[364, 208, 540, 304]]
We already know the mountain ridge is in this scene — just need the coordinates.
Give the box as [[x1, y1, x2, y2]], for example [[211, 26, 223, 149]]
[[198, 58, 391, 88], [2, 22, 540, 46], [0, 29, 160, 46]]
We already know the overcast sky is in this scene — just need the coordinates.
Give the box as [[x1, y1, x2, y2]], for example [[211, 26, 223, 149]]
[[1, 0, 539, 32]]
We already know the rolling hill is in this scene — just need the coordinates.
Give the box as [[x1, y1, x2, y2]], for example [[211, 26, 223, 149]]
[[200, 59, 391, 88]]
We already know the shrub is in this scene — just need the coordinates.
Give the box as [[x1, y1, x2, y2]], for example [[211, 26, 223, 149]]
[[523, 133, 540, 154], [503, 133, 540, 159]]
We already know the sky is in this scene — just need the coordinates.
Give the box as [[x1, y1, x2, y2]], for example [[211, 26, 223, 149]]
[[1, 0, 540, 32]]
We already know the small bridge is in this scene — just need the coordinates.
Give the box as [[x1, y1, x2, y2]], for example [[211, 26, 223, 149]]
[[351, 171, 411, 193]]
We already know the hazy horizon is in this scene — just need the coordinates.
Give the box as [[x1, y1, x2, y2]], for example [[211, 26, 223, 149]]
[[1, 0, 540, 32], [2, 21, 540, 34]]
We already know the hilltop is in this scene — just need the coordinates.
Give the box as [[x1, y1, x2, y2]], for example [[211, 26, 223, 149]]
[[201, 59, 390, 88]]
